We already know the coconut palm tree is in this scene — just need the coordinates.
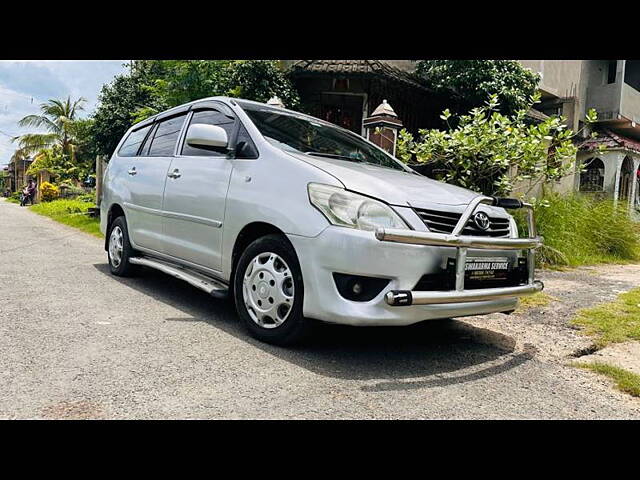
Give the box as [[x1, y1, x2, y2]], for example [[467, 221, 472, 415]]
[[13, 96, 87, 161]]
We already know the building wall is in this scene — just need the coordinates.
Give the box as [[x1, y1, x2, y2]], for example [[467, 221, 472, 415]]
[[519, 60, 583, 99], [621, 82, 640, 124]]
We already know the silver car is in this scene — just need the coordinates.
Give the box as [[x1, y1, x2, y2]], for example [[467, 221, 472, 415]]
[[100, 96, 543, 345]]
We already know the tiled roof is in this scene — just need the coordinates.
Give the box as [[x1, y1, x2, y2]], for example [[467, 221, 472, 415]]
[[579, 129, 640, 154], [289, 60, 430, 91]]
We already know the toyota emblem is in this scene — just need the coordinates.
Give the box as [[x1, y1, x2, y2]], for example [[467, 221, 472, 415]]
[[473, 212, 490, 231]]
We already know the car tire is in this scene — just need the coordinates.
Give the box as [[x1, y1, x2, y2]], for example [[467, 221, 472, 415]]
[[234, 234, 312, 346], [107, 216, 139, 277]]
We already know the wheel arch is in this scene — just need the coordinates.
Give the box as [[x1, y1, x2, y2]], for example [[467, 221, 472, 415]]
[[104, 203, 126, 251], [230, 222, 294, 279]]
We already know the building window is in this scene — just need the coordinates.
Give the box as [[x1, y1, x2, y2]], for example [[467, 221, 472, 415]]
[[607, 60, 617, 84], [580, 157, 605, 192]]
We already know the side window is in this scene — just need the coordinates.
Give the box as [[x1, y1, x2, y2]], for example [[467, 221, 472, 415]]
[[235, 124, 259, 159], [146, 114, 187, 157], [181, 109, 236, 157], [118, 124, 153, 157]]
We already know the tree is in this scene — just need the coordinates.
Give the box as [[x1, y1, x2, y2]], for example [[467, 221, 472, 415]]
[[90, 60, 302, 156], [91, 62, 161, 156], [415, 60, 540, 115], [396, 94, 599, 198], [13, 96, 87, 160], [223, 60, 300, 108]]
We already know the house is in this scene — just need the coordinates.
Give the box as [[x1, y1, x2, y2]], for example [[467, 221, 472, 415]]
[[520, 60, 640, 217], [4, 155, 33, 194], [285, 60, 451, 137]]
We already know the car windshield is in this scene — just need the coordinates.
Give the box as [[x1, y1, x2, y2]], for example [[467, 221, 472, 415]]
[[241, 105, 408, 172]]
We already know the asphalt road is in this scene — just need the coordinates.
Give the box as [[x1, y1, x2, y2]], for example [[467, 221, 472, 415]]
[[1, 198, 639, 419]]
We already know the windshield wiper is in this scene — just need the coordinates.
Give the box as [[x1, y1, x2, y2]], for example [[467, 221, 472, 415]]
[[305, 151, 363, 162]]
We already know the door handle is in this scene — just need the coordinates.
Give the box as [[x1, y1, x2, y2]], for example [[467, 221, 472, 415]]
[[128, 167, 137, 176], [168, 169, 181, 179]]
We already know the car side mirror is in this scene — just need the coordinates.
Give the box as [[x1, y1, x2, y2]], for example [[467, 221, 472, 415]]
[[185, 124, 228, 149]]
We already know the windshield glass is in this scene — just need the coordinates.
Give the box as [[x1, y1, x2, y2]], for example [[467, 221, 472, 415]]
[[241, 105, 407, 172]]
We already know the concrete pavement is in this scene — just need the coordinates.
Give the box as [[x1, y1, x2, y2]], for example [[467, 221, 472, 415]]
[[1, 198, 639, 419]]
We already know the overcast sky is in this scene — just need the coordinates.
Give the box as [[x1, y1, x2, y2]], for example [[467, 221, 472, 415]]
[[0, 60, 129, 168]]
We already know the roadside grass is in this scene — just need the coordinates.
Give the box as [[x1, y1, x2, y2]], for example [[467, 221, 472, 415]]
[[571, 287, 640, 348], [5, 196, 20, 204], [574, 361, 640, 397], [516, 292, 555, 313], [515, 193, 640, 268], [29, 199, 102, 238]]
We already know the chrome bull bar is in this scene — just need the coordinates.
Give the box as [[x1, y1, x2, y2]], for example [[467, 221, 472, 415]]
[[375, 195, 544, 306]]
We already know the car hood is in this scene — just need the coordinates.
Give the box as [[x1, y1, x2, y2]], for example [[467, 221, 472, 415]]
[[289, 153, 483, 209]]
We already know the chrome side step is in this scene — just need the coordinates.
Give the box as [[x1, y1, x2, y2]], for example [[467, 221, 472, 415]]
[[129, 256, 228, 298]]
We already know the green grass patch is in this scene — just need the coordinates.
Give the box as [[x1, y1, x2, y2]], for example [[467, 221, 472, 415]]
[[5, 196, 20, 204], [516, 292, 555, 313], [29, 199, 102, 238], [574, 361, 640, 397], [571, 287, 640, 348], [515, 193, 640, 268]]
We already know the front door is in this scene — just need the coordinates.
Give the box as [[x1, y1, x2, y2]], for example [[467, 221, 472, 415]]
[[161, 105, 237, 272]]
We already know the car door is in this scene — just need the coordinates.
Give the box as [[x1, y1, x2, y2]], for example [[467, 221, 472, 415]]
[[122, 112, 188, 253], [161, 104, 237, 272]]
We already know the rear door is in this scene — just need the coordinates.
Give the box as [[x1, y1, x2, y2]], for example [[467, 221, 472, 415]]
[[118, 121, 173, 253], [161, 104, 238, 272]]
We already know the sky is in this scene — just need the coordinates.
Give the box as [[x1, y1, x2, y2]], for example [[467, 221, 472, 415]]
[[0, 60, 129, 168]]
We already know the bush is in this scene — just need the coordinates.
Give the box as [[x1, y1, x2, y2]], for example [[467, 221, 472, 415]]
[[40, 182, 59, 202], [515, 193, 640, 267], [77, 193, 96, 203], [7, 191, 21, 203], [396, 95, 598, 197]]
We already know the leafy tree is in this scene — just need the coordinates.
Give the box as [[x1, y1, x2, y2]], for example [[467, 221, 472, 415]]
[[91, 62, 161, 156], [90, 60, 301, 156], [396, 94, 600, 198], [224, 60, 300, 108], [13, 96, 87, 160], [415, 60, 540, 115]]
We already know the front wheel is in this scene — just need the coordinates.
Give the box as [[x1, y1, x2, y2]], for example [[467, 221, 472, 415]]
[[233, 234, 312, 345]]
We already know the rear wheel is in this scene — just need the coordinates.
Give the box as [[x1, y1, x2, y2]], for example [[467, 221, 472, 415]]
[[107, 216, 138, 277], [234, 234, 312, 345]]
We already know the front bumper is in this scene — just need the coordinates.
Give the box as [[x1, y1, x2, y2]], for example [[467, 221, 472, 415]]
[[377, 196, 543, 307], [288, 195, 542, 327]]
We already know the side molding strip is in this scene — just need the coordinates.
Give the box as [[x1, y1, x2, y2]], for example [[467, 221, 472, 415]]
[[124, 202, 222, 228]]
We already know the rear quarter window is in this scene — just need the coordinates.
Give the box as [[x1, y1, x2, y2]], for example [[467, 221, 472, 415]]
[[118, 124, 153, 157]]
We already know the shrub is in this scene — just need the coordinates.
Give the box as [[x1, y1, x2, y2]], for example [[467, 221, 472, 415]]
[[515, 193, 640, 267], [40, 182, 59, 202], [396, 94, 599, 197], [7, 191, 21, 203], [77, 193, 96, 203]]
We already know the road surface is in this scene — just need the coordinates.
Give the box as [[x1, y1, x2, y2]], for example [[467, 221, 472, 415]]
[[1, 198, 639, 419]]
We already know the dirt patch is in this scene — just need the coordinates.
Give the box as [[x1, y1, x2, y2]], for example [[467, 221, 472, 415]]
[[464, 264, 640, 364], [41, 400, 105, 420], [575, 342, 640, 376]]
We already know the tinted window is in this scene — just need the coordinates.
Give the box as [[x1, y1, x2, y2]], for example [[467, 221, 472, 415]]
[[181, 109, 236, 157], [242, 106, 407, 172], [146, 114, 187, 157], [118, 124, 153, 157], [235, 124, 258, 159]]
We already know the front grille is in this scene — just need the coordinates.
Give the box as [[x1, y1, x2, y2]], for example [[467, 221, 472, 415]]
[[414, 208, 511, 237]]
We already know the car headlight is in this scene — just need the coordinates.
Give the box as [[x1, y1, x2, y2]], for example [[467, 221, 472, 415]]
[[308, 183, 408, 231]]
